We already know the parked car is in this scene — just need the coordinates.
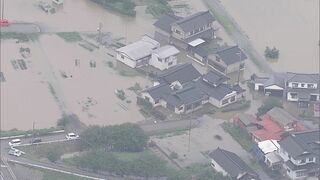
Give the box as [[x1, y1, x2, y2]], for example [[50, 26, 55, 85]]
[[8, 139, 21, 147], [8, 148, 22, 157], [66, 133, 79, 140], [31, 138, 42, 144]]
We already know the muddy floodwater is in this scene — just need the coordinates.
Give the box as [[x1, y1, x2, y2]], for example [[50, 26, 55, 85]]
[[220, 0, 319, 73], [5, 0, 155, 42]]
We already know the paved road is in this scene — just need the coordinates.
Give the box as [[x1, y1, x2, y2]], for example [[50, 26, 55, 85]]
[[203, 0, 274, 74]]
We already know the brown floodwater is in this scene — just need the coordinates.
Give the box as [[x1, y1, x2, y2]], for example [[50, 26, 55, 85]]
[[219, 0, 319, 73]]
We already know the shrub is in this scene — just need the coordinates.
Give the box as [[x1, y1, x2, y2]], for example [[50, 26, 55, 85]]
[[47, 148, 62, 163], [264, 46, 279, 59]]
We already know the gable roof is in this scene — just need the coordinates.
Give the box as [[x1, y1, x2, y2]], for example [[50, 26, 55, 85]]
[[154, 14, 182, 33], [157, 64, 201, 85], [279, 130, 320, 160], [209, 46, 247, 65], [195, 80, 234, 100], [174, 11, 215, 32], [253, 114, 283, 141], [116, 35, 159, 60], [152, 45, 180, 59], [202, 70, 229, 86], [264, 73, 286, 88], [237, 114, 257, 126], [209, 148, 258, 179], [286, 72, 320, 84], [266, 107, 297, 127]]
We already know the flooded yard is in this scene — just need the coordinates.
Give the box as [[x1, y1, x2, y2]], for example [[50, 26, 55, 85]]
[[1, 35, 150, 130], [219, 0, 319, 73]]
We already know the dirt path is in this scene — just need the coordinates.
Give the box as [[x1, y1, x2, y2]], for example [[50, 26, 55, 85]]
[[203, 0, 274, 74]]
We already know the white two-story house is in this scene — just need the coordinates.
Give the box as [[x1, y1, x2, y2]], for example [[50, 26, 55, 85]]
[[278, 130, 320, 179], [286, 73, 320, 106], [149, 45, 180, 71]]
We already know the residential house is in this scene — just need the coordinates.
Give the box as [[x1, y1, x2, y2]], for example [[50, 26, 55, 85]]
[[286, 72, 320, 106], [149, 45, 180, 71], [207, 46, 247, 74], [256, 140, 282, 170], [278, 130, 320, 179], [140, 64, 245, 114], [253, 73, 286, 97], [233, 114, 260, 135], [251, 114, 284, 142], [154, 11, 216, 49], [266, 107, 304, 131], [116, 35, 160, 68], [209, 148, 260, 180]]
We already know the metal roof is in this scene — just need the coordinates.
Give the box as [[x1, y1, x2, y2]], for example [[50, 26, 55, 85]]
[[152, 45, 180, 59], [116, 35, 160, 60]]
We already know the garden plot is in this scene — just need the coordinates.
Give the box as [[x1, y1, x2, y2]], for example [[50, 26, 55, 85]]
[[152, 115, 251, 167]]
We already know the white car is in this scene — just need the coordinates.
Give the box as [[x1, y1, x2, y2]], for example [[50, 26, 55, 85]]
[[8, 148, 23, 157], [8, 139, 21, 147], [66, 133, 79, 140]]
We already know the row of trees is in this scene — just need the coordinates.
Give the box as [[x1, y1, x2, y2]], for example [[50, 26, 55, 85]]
[[80, 123, 149, 152], [91, 0, 136, 16]]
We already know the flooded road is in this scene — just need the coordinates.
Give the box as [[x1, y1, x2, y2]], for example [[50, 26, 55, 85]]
[[219, 0, 319, 73]]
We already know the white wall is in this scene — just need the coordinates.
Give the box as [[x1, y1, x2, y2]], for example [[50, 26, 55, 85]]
[[149, 53, 177, 71], [211, 159, 228, 176], [254, 83, 264, 91], [116, 52, 136, 68], [288, 82, 318, 89], [287, 92, 299, 102]]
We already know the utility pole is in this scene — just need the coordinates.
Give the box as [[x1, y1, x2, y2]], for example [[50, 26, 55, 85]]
[[188, 103, 194, 152], [32, 121, 35, 144], [1, 0, 4, 19], [97, 22, 102, 45], [237, 50, 242, 84]]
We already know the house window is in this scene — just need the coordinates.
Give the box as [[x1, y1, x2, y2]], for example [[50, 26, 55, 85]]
[[158, 58, 162, 62], [301, 159, 305, 164], [301, 83, 305, 88], [222, 99, 229, 105], [168, 61, 173, 66], [296, 171, 307, 177], [230, 96, 236, 102], [292, 83, 298, 88], [310, 95, 318, 101], [307, 84, 315, 88], [175, 29, 181, 35], [178, 106, 183, 111], [121, 54, 125, 59], [290, 93, 298, 99], [308, 157, 314, 162]]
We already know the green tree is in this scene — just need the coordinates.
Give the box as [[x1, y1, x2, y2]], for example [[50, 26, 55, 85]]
[[80, 123, 149, 152], [264, 46, 279, 59], [47, 148, 62, 163]]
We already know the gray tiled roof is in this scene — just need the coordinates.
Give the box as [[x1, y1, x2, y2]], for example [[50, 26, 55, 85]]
[[154, 14, 182, 33], [157, 64, 201, 85], [279, 130, 320, 160], [212, 45, 247, 65], [209, 148, 258, 179], [143, 83, 172, 101], [175, 11, 215, 33], [266, 107, 297, 127], [237, 114, 257, 126], [202, 70, 229, 86], [195, 80, 234, 100], [286, 72, 320, 84]]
